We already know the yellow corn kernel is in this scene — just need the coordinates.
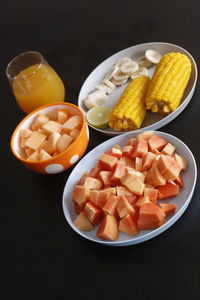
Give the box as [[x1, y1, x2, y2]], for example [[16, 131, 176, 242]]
[[145, 52, 192, 114], [109, 76, 150, 131]]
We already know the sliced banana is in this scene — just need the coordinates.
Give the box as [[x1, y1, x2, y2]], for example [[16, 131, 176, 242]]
[[96, 83, 113, 95], [145, 50, 162, 64], [115, 57, 133, 68], [102, 79, 116, 90], [112, 71, 129, 82], [111, 77, 128, 87], [84, 90, 107, 109], [137, 56, 152, 68], [130, 67, 148, 79], [120, 60, 139, 76], [105, 65, 119, 80]]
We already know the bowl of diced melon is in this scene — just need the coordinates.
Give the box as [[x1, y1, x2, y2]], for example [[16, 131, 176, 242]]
[[10, 102, 89, 174]]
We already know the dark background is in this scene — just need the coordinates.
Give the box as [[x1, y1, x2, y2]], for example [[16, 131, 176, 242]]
[[1, 0, 200, 299]]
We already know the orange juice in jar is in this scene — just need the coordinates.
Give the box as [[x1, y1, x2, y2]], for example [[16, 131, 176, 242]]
[[6, 51, 65, 114]]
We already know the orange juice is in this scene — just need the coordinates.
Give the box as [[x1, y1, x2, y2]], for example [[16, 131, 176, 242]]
[[12, 63, 65, 113]]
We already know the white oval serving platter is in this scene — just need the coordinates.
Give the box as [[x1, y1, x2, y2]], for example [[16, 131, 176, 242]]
[[78, 42, 197, 136]]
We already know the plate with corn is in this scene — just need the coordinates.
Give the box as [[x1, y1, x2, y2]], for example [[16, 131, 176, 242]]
[[78, 42, 197, 136]]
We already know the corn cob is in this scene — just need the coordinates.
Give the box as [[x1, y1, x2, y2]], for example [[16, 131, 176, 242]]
[[145, 52, 192, 114], [108, 75, 150, 131]]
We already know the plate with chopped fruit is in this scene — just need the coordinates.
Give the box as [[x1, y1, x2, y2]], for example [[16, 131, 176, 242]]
[[62, 130, 197, 246], [78, 42, 197, 136]]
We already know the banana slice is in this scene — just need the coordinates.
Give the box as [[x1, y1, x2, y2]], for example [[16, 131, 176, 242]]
[[102, 79, 116, 90], [130, 67, 148, 79], [105, 65, 119, 80], [111, 77, 128, 87], [115, 57, 133, 68], [145, 50, 162, 64], [96, 83, 113, 95], [120, 61, 139, 76], [137, 56, 152, 68], [84, 90, 108, 109], [112, 71, 129, 82]]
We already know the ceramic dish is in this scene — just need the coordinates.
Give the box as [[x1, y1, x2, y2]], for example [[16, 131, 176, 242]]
[[78, 42, 197, 136], [10, 102, 89, 174], [62, 131, 197, 246]]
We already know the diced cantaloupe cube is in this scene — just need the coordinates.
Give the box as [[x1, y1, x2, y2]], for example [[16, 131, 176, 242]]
[[162, 162, 182, 181], [117, 195, 135, 218], [97, 215, 118, 241], [174, 153, 187, 170], [125, 178, 145, 195], [157, 154, 174, 174], [159, 203, 177, 216], [143, 187, 158, 203], [111, 161, 126, 183], [69, 128, 80, 140], [97, 191, 111, 208], [149, 163, 166, 186], [73, 212, 94, 231], [137, 131, 153, 140], [26, 151, 39, 161], [99, 171, 112, 186], [31, 114, 50, 130], [137, 202, 165, 230], [72, 186, 89, 206], [83, 177, 103, 190], [124, 169, 145, 182], [119, 156, 135, 169], [39, 149, 52, 161], [116, 186, 133, 196], [20, 128, 33, 138], [142, 152, 156, 171], [25, 131, 47, 150], [62, 115, 81, 132], [89, 190, 99, 205], [98, 154, 118, 171], [148, 135, 168, 151], [132, 140, 148, 158], [42, 132, 61, 155], [56, 134, 73, 153], [88, 166, 100, 178], [161, 143, 176, 156], [157, 182, 179, 199], [84, 201, 103, 225], [119, 214, 139, 235], [58, 109, 68, 125], [109, 147, 122, 159], [135, 195, 151, 207], [102, 195, 120, 216], [103, 187, 116, 194], [122, 145, 134, 157], [135, 157, 142, 172], [42, 120, 62, 136]]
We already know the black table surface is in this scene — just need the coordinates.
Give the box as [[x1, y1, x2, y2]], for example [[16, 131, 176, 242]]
[[1, 1, 200, 299]]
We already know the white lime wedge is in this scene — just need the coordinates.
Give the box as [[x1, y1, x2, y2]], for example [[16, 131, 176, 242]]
[[86, 106, 112, 129]]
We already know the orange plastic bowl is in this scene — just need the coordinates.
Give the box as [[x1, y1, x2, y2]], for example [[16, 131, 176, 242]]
[[10, 102, 89, 174]]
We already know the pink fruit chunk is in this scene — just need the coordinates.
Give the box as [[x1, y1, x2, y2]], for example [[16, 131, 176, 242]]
[[148, 135, 168, 151], [132, 140, 148, 158], [98, 153, 118, 171], [97, 215, 119, 241]]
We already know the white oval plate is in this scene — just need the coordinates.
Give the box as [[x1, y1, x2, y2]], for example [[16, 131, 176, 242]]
[[78, 42, 197, 136], [62, 131, 197, 246]]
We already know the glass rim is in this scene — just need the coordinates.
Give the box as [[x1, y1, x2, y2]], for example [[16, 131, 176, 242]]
[[6, 50, 45, 82]]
